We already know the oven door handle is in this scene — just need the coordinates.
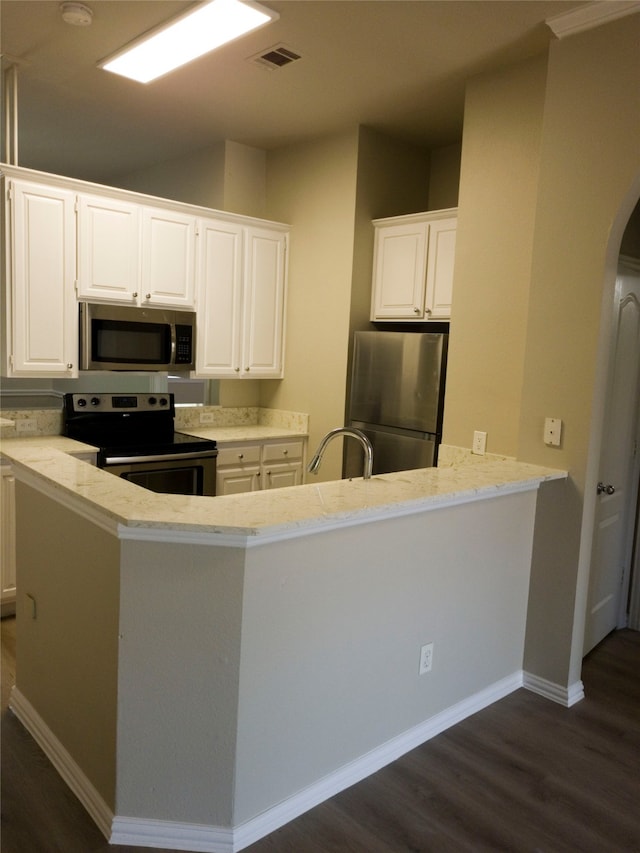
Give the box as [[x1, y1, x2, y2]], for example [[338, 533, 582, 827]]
[[102, 450, 218, 465]]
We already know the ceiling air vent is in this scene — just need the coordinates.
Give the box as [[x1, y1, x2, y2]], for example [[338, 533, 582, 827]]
[[251, 44, 301, 70]]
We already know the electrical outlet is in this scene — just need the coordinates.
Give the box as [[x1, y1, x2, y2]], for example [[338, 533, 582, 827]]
[[16, 418, 37, 434], [199, 412, 215, 424], [472, 430, 487, 455], [419, 642, 434, 674]]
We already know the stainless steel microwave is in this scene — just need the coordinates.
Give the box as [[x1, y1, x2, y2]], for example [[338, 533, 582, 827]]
[[79, 302, 196, 371]]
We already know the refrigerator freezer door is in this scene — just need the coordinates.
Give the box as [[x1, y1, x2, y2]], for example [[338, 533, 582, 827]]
[[344, 423, 436, 478], [348, 331, 446, 433]]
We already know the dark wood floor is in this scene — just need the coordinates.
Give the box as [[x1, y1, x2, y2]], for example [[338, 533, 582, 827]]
[[2, 616, 640, 853]]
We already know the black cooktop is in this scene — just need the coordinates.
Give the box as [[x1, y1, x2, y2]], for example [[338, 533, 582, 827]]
[[63, 393, 217, 459]]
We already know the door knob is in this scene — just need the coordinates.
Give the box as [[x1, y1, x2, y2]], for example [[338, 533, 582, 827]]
[[597, 482, 616, 495]]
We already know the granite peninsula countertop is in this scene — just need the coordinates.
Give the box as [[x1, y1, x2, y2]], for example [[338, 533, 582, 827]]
[[0, 433, 567, 542]]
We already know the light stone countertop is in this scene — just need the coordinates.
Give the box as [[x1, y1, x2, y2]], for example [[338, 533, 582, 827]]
[[0, 434, 567, 542]]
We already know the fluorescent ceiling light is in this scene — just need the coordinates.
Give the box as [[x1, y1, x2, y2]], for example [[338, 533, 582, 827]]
[[100, 0, 278, 84]]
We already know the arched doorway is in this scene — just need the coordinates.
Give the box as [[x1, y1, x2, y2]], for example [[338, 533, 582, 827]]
[[582, 192, 640, 656]]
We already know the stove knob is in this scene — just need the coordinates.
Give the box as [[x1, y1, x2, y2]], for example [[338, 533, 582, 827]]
[[159, 397, 168, 406], [77, 397, 87, 407], [90, 397, 101, 406], [149, 396, 157, 405]]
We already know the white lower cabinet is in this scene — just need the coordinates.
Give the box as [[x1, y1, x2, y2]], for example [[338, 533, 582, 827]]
[[3, 179, 78, 377], [216, 439, 305, 496], [1, 462, 16, 615]]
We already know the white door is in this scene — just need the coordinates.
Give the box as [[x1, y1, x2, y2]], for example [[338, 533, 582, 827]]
[[584, 257, 640, 654]]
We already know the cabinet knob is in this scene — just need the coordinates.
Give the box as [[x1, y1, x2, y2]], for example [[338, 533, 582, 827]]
[[414, 307, 421, 314], [146, 293, 151, 300], [238, 453, 244, 459], [132, 292, 138, 298], [245, 367, 250, 372], [234, 367, 240, 372], [425, 308, 432, 315], [67, 363, 73, 369], [283, 449, 288, 455]]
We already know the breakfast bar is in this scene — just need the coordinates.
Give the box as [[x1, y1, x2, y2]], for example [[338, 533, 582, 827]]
[[2, 438, 566, 852]]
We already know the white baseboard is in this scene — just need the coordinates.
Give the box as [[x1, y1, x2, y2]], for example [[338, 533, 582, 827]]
[[8, 686, 114, 840], [523, 671, 585, 707], [10, 671, 524, 853]]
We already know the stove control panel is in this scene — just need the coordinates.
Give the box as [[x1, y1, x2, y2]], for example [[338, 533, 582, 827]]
[[67, 393, 173, 413]]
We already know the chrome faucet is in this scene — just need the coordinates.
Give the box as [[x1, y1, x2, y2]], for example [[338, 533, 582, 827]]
[[307, 427, 374, 480]]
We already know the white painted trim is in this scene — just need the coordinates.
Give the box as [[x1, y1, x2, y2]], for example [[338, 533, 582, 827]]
[[110, 817, 234, 852], [523, 671, 585, 707], [9, 672, 525, 852], [546, 1, 640, 39], [8, 687, 114, 840], [232, 671, 524, 851]]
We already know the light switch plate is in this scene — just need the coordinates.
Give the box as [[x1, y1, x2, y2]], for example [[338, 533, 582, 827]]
[[544, 417, 562, 447]]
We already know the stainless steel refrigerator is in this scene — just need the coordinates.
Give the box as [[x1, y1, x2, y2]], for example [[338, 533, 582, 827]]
[[344, 330, 448, 477]]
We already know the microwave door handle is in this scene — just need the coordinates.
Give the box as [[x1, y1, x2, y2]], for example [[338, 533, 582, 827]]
[[170, 324, 177, 365]]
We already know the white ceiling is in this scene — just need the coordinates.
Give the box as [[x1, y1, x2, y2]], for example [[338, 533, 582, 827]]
[[1, 0, 591, 184]]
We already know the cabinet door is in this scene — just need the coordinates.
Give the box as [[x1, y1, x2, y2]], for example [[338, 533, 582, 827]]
[[1, 465, 16, 611], [77, 194, 140, 302], [425, 217, 456, 320], [8, 180, 77, 376], [261, 440, 304, 489], [242, 227, 287, 377], [142, 207, 196, 307], [216, 444, 261, 495], [371, 221, 428, 320], [195, 219, 244, 376]]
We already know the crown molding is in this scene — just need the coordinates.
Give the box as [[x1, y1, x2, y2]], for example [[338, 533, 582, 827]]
[[546, 0, 640, 38]]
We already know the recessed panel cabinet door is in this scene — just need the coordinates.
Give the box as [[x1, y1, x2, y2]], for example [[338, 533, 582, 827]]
[[425, 217, 457, 320], [371, 222, 428, 319], [196, 219, 244, 376], [142, 207, 196, 307], [77, 194, 140, 302], [243, 227, 287, 377], [8, 180, 77, 376]]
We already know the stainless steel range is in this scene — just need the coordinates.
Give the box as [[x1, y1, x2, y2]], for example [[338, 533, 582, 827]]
[[63, 393, 218, 496]]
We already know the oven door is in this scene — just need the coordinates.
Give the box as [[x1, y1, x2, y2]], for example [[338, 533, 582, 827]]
[[102, 451, 217, 496]]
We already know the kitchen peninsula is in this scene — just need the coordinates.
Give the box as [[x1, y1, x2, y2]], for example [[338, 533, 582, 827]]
[[2, 434, 565, 853]]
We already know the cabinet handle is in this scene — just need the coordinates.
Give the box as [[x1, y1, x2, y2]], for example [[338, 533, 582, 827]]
[[132, 292, 138, 298], [234, 367, 240, 372], [414, 307, 421, 314], [67, 363, 73, 369], [425, 308, 432, 315], [238, 453, 244, 460], [245, 367, 250, 372], [146, 293, 151, 300], [283, 449, 288, 455]]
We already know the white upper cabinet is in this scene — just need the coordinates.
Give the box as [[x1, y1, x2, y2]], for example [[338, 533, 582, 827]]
[[77, 194, 140, 302], [242, 226, 287, 377], [77, 196, 196, 308], [4, 179, 78, 377], [196, 219, 287, 379], [141, 207, 196, 308], [196, 219, 244, 376], [371, 209, 457, 322]]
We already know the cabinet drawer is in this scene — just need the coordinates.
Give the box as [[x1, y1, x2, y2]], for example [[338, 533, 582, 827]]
[[262, 440, 304, 463], [217, 445, 261, 467]]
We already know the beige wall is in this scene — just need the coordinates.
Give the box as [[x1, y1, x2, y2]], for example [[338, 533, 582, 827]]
[[258, 130, 360, 479], [428, 143, 461, 210], [442, 54, 548, 458], [518, 16, 640, 685], [442, 15, 640, 686]]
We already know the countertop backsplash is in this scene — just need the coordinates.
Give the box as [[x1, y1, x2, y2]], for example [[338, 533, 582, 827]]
[[1, 405, 309, 440]]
